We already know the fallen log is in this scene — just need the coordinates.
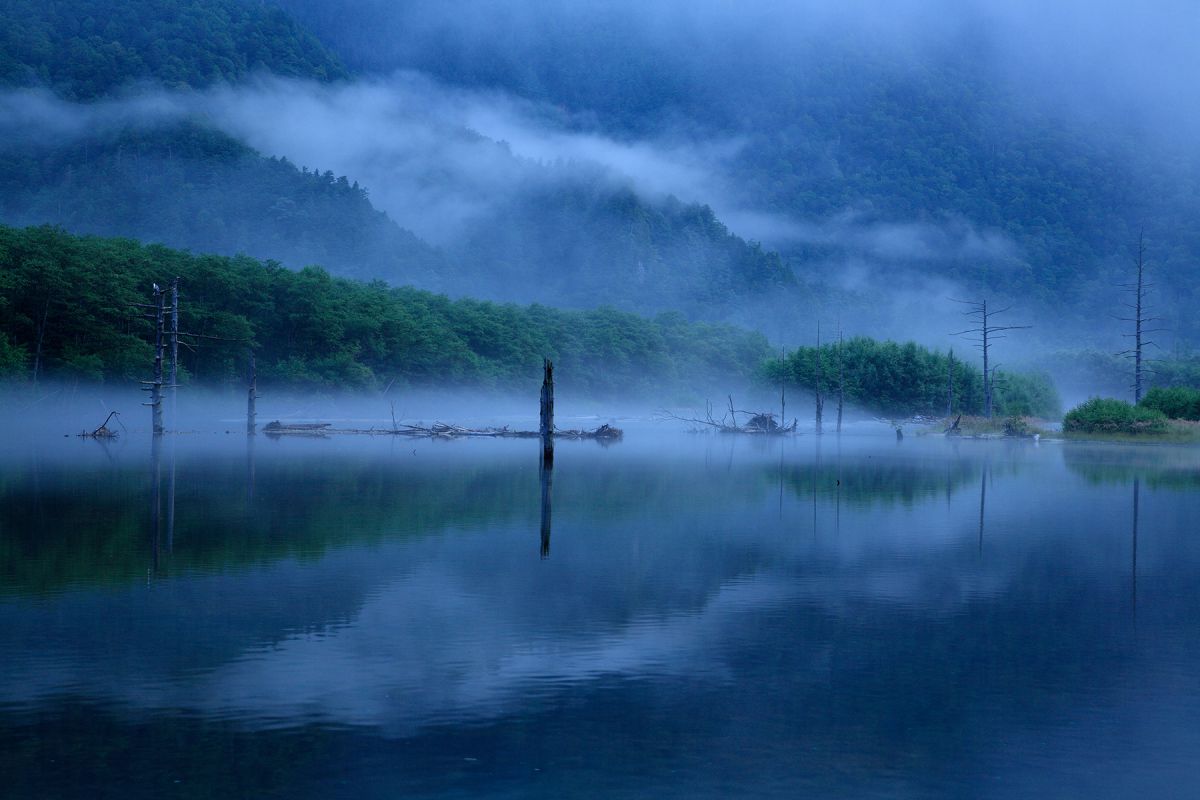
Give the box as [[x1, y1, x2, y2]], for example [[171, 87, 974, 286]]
[[263, 420, 332, 436]]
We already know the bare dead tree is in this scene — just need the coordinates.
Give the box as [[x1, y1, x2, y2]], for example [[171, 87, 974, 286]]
[[814, 322, 824, 434], [836, 326, 845, 433], [134, 278, 242, 434], [946, 348, 955, 417], [138, 283, 167, 435], [31, 298, 50, 388], [1115, 232, 1164, 403], [247, 351, 258, 435], [168, 277, 181, 427], [779, 347, 787, 428], [951, 299, 1031, 418]]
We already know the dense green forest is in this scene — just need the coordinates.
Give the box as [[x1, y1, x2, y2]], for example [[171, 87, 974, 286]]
[[0, 225, 771, 396], [0, 0, 346, 98], [763, 338, 1060, 418]]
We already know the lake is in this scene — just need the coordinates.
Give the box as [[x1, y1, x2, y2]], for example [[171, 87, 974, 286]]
[[2, 427, 1198, 798]]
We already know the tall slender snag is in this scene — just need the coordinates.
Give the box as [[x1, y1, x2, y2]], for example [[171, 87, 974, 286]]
[[247, 351, 257, 435], [951, 299, 1030, 418], [779, 347, 786, 429], [169, 277, 179, 429], [1116, 232, 1162, 403], [946, 348, 955, 417], [836, 327, 844, 434], [32, 299, 49, 388], [814, 322, 824, 434], [140, 284, 166, 435]]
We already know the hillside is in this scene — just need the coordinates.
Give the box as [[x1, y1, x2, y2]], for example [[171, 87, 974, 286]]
[[0, 0, 795, 320], [0, 121, 449, 287], [270, 0, 1200, 343]]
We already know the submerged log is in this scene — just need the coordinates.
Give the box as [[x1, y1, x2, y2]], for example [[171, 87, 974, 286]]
[[79, 410, 120, 439], [661, 403, 798, 435]]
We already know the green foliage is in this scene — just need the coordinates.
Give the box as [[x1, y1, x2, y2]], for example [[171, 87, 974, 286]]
[[0, 224, 771, 395], [0, 330, 26, 376], [993, 370, 1061, 418], [0, 0, 347, 99], [1063, 398, 1168, 435], [1139, 386, 1200, 421], [763, 337, 1058, 418]]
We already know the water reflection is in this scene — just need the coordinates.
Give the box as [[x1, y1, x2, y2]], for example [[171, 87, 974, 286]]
[[539, 459, 553, 559], [1131, 477, 1139, 614], [1, 436, 1198, 798]]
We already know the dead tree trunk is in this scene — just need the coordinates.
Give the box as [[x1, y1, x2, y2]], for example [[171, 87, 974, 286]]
[[952, 299, 1030, 418], [779, 348, 786, 429], [1117, 232, 1161, 403], [814, 322, 824, 434], [540, 358, 554, 467], [946, 348, 955, 417], [169, 277, 179, 429], [836, 327, 844, 434], [140, 284, 166, 435], [32, 299, 49, 388], [247, 351, 257, 435]]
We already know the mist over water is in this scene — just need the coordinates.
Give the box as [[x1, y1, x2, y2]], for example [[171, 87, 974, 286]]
[[6, 4, 1200, 798]]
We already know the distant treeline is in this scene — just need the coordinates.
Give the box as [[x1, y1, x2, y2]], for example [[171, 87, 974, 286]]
[[0, 225, 770, 396], [764, 338, 1061, 418]]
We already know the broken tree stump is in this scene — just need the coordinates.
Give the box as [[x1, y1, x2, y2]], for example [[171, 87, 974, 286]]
[[540, 358, 554, 467]]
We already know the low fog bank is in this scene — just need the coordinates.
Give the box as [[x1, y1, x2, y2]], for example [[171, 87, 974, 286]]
[[0, 380, 939, 457]]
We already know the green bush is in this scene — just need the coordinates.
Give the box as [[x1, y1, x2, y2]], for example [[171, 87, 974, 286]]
[[1139, 386, 1200, 421], [1063, 397, 1168, 434]]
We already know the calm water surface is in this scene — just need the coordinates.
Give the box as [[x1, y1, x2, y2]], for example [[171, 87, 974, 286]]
[[1, 429, 1199, 798]]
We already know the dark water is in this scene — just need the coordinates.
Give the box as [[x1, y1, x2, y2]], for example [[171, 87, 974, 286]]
[[2, 430, 1199, 799]]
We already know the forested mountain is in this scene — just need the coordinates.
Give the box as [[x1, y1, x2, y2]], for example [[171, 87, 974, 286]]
[[0, 122, 449, 287], [0, 0, 793, 319], [0, 0, 347, 98], [4, 0, 1200, 353], [271, 0, 1200, 343]]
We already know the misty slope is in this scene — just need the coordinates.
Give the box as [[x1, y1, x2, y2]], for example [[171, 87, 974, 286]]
[[0, 0, 449, 287], [0, 122, 449, 286], [0, 0, 795, 320], [270, 0, 1200, 342]]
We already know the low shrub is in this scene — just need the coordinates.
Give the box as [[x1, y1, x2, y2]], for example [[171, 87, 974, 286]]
[[1063, 397, 1168, 434], [1139, 386, 1200, 421]]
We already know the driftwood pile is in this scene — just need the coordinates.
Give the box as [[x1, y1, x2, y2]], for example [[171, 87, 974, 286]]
[[78, 411, 121, 439], [261, 419, 623, 440], [662, 396, 798, 435]]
